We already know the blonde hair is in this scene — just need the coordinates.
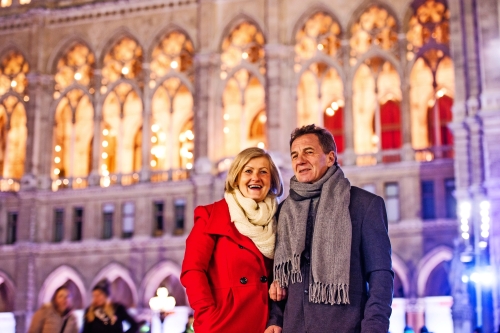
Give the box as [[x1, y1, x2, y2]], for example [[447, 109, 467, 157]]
[[225, 147, 283, 197]]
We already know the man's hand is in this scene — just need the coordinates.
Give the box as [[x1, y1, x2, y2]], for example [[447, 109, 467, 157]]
[[269, 280, 287, 301], [264, 325, 282, 333]]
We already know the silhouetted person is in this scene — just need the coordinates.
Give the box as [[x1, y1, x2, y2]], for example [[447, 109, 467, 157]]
[[82, 279, 138, 333]]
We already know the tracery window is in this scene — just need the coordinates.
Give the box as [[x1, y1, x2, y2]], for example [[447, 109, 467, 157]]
[[52, 44, 95, 190], [295, 12, 342, 60], [150, 31, 194, 79], [54, 43, 95, 93], [222, 69, 265, 157], [151, 77, 193, 175], [297, 62, 344, 153], [352, 57, 402, 165], [149, 31, 194, 179], [220, 22, 266, 159], [101, 83, 142, 186], [407, 0, 450, 60], [0, 51, 29, 186], [102, 37, 143, 89], [221, 22, 265, 74], [0, 96, 27, 180], [0, 51, 29, 97], [408, 0, 453, 160], [350, 6, 398, 62], [100, 37, 144, 186]]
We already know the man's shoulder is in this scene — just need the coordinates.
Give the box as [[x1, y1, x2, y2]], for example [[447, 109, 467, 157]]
[[349, 186, 383, 206]]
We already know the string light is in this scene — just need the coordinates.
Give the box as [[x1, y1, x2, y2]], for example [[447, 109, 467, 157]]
[[74, 72, 82, 81], [459, 201, 471, 240], [121, 67, 130, 75], [170, 61, 179, 69], [480, 200, 490, 241], [242, 52, 248, 59], [55, 145, 62, 152]]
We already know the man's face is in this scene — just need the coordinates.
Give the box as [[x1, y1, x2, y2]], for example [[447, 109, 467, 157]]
[[290, 134, 335, 183]]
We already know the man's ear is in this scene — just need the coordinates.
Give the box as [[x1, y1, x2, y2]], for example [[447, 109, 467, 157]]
[[326, 151, 335, 167]]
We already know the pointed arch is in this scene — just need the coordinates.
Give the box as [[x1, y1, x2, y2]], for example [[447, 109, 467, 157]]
[[152, 72, 194, 97], [97, 27, 144, 66], [140, 261, 183, 307], [349, 48, 402, 78], [347, 0, 402, 37], [295, 56, 346, 86], [38, 265, 87, 308], [91, 263, 138, 307], [290, 3, 343, 44], [99, 79, 144, 106], [47, 35, 95, 74], [391, 253, 410, 297], [416, 246, 453, 297], [218, 13, 267, 52], [222, 63, 266, 90], [0, 43, 31, 70], [147, 23, 197, 62], [0, 270, 15, 312]]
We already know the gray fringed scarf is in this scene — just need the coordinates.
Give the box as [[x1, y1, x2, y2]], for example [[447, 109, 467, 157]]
[[274, 165, 352, 305]]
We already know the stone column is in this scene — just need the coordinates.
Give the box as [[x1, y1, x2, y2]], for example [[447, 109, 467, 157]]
[[89, 70, 102, 186], [265, 44, 294, 164], [140, 63, 152, 182], [398, 34, 413, 161], [341, 39, 356, 166], [22, 73, 53, 191], [193, 53, 214, 174]]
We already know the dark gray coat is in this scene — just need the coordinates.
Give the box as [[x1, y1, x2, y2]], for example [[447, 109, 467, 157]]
[[268, 186, 393, 333]]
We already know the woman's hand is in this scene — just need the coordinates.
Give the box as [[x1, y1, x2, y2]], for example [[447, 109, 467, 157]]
[[269, 280, 287, 301]]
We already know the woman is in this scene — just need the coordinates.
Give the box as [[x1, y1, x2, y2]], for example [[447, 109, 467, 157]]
[[82, 279, 138, 333], [28, 286, 78, 333], [181, 147, 283, 333]]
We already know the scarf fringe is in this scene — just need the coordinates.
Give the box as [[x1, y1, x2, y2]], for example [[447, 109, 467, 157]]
[[274, 255, 302, 287], [309, 282, 350, 305]]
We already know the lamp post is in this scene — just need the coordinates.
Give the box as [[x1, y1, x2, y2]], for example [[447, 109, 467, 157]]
[[149, 287, 176, 333]]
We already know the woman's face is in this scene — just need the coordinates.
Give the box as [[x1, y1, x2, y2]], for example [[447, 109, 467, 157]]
[[91, 290, 107, 307], [237, 156, 272, 203], [54, 289, 71, 313]]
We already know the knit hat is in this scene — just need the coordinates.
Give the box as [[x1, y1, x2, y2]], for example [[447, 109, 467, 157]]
[[92, 279, 110, 296]]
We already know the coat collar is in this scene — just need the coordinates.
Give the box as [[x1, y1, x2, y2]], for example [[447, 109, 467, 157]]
[[205, 199, 265, 259]]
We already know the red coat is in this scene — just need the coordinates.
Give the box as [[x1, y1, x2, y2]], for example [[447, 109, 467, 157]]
[[181, 199, 272, 333]]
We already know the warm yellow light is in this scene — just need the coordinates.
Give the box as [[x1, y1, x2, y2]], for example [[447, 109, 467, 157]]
[[24, 96, 29, 102], [55, 145, 62, 152], [103, 129, 109, 136], [102, 141, 109, 148], [102, 170, 109, 176], [54, 168, 60, 175], [242, 52, 248, 59], [10, 80, 17, 88], [102, 152, 108, 159], [20, 0, 31, 5], [223, 113, 230, 121], [326, 107, 335, 116], [187, 152, 194, 159], [74, 72, 82, 81], [170, 61, 179, 69], [224, 127, 229, 134], [331, 102, 339, 110], [185, 130, 194, 140], [54, 157, 61, 164], [317, 44, 324, 50], [437, 88, 446, 98], [121, 67, 130, 75], [159, 133, 167, 141], [151, 136, 158, 143], [151, 160, 157, 167], [259, 114, 267, 123], [179, 133, 186, 142], [152, 124, 160, 133], [101, 164, 107, 170], [257, 142, 265, 149]]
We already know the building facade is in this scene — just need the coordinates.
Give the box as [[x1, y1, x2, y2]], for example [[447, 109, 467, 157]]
[[0, 0, 498, 332]]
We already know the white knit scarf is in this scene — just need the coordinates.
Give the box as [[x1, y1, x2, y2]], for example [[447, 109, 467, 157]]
[[224, 189, 278, 259]]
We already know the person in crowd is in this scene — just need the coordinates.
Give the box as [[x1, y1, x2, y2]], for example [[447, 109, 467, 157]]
[[183, 314, 194, 333], [181, 147, 283, 332], [82, 279, 138, 333], [266, 124, 393, 333], [28, 285, 78, 333]]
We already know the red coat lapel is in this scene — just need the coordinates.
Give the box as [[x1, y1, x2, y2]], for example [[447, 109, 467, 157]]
[[205, 199, 265, 260]]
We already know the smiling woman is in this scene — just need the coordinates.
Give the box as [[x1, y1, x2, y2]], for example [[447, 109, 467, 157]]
[[181, 147, 283, 333]]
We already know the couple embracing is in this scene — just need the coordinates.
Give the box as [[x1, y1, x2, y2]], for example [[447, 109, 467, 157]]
[[181, 125, 393, 333]]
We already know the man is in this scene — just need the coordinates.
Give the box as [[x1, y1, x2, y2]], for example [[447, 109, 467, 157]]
[[265, 124, 393, 333]]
